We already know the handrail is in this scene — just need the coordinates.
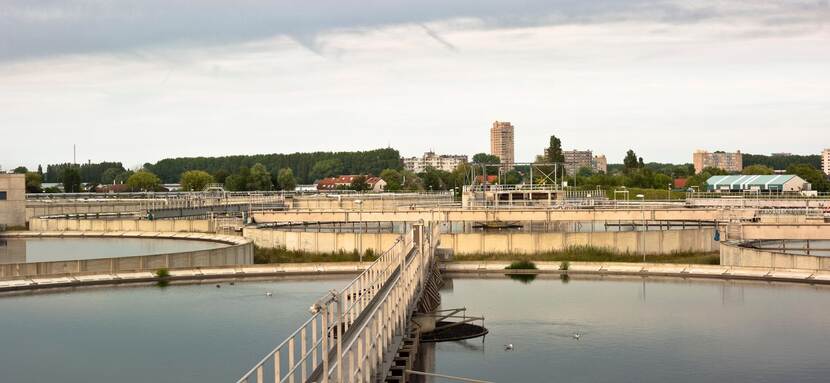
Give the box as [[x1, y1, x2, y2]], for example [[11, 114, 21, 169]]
[[235, 223, 433, 383]]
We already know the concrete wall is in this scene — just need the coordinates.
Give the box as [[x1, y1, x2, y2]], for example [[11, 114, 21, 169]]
[[0, 234, 253, 278], [740, 224, 830, 240], [0, 174, 26, 228], [253, 208, 756, 224], [244, 227, 402, 254], [244, 227, 718, 255], [25, 201, 144, 221], [720, 241, 830, 270], [29, 218, 215, 233], [291, 194, 452, 210]]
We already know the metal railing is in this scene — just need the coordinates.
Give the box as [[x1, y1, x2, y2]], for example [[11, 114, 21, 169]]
[[236, 223, 437, 383]]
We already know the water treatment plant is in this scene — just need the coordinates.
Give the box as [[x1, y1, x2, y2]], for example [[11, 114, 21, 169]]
[[2, 173, 830, 382]]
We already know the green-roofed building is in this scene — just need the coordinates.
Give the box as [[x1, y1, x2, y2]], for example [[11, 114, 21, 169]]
[[705, 175, 811, 192]]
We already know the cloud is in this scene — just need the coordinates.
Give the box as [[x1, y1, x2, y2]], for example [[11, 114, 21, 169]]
[[1, 0, 828, 61]]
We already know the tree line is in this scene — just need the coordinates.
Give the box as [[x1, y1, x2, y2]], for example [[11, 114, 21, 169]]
[[142, 148, 402, 184]]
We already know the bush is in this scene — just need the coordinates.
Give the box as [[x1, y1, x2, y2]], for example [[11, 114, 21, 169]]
[[505, 260, 537, 270], [155, 268, 170, 278], [559, 261, 570, 271], [254, 246, 380, 264]]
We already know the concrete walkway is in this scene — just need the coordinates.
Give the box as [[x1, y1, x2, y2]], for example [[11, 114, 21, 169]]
[[2, 261, 830, 292]]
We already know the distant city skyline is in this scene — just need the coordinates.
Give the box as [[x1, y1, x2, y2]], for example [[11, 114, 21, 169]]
[[2, 0, 829, 169]]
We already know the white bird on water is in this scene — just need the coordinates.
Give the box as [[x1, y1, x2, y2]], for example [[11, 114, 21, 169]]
[[572, 332, 581, 340], [504, 344, 514, 351], [265, 292, 273, 297]]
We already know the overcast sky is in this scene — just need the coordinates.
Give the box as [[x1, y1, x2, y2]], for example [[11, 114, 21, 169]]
[[1, 0, 829, 169]]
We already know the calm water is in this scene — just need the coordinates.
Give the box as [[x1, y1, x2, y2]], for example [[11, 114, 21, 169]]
[[428, 275, 830, 383], [1, 275, 829, 383], [0, 237, 226, 264], [0, 276, 352, 383]]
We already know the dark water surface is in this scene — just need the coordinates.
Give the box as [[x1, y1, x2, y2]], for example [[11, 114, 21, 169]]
[[0, 276, 352, 383], [0, 237, 226, 264], [1, 275, 829, 383], [428, 275, 830, 383]]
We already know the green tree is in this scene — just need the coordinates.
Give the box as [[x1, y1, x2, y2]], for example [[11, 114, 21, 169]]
[[471, 153, 500, 164], [787, 164, 829, 192], [277, 168, 296, 191], [742, 164, 774, 175], [401, 170, 424, 191], [504, 170, 523, 184], [577, 167, 593, 177], [127, 170, 162, 192], [100, 167, 123, 184], [350, 175, 369, 191], [180, 170, 215, 191], [247, 163, 273, 191], [213, 169, 229, 184], [309, 159, 344, 181], [62, 167, 82, 193], [545, 135, 564, 164], [623, 150, 639, 171], [37, 165, 43, 176], [379, 168, 403, 191], [13, 166, 28, 174], [25, 172, 43, 193], [224, 166, 250, 191]]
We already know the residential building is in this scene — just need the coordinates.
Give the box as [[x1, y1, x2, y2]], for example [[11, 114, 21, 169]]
[[563, 150, 592, 175], [490, 121, 514, 168], [705, 174, 810, 192], [315, 175, 386, 192], [0, 173, 26, 228], [823, 148, 830, 176], [592, 154, 608, 173], [693, 150, 743, 174], [402, 151, 468, 173]]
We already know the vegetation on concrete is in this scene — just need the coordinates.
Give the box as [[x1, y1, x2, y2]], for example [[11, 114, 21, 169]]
[[559, 261, 570, 271], [254, 246, 378, 264], [456, 245, 719, 265], [504, 260, 538, 270], [155, 268, 170, 278]]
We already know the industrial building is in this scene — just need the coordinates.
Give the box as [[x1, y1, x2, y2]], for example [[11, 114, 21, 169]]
[[0, 173, 26, 229], [705, 174, 811, 192], [490, 121, 514, 168], [693, 150, 742, 174], [403, 151, 467, 173]]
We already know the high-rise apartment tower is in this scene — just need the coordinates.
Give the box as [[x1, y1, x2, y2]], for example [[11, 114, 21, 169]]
[[490, 121, 515, 167]]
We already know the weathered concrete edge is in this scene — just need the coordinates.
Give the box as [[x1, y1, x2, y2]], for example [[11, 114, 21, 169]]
[[0, 230, 250, 245], [4, 261, 830, 292], [441, 261, 830, 285]]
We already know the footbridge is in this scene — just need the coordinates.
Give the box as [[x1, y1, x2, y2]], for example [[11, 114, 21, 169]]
[[236, 222, 440, 383]]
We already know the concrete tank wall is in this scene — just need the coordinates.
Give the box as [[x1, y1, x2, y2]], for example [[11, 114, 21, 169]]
[[720, 241, 830, 270], [25, 201, 145, 221], [244, 227, 718, 255], [29, 218, 215, 233], [0, 233, 253, 278]]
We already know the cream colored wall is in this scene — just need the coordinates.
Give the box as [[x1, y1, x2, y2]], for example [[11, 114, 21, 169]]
[[0, 174, 26, 227], [720, 241, 830, 270], [29, 218, 215, 233], [244, 227, 718, 255]]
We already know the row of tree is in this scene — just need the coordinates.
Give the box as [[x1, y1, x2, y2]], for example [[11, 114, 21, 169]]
[[142, 148, 402, 184]]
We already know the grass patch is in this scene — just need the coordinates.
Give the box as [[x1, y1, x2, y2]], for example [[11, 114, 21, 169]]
[[254, 246, 378, 264], [455, 245, 719, 265], [504, 260, 537, 270], [155, 268, 170, 278]]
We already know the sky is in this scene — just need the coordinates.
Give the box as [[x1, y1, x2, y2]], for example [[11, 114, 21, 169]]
[[1, 0, 829, 169]]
